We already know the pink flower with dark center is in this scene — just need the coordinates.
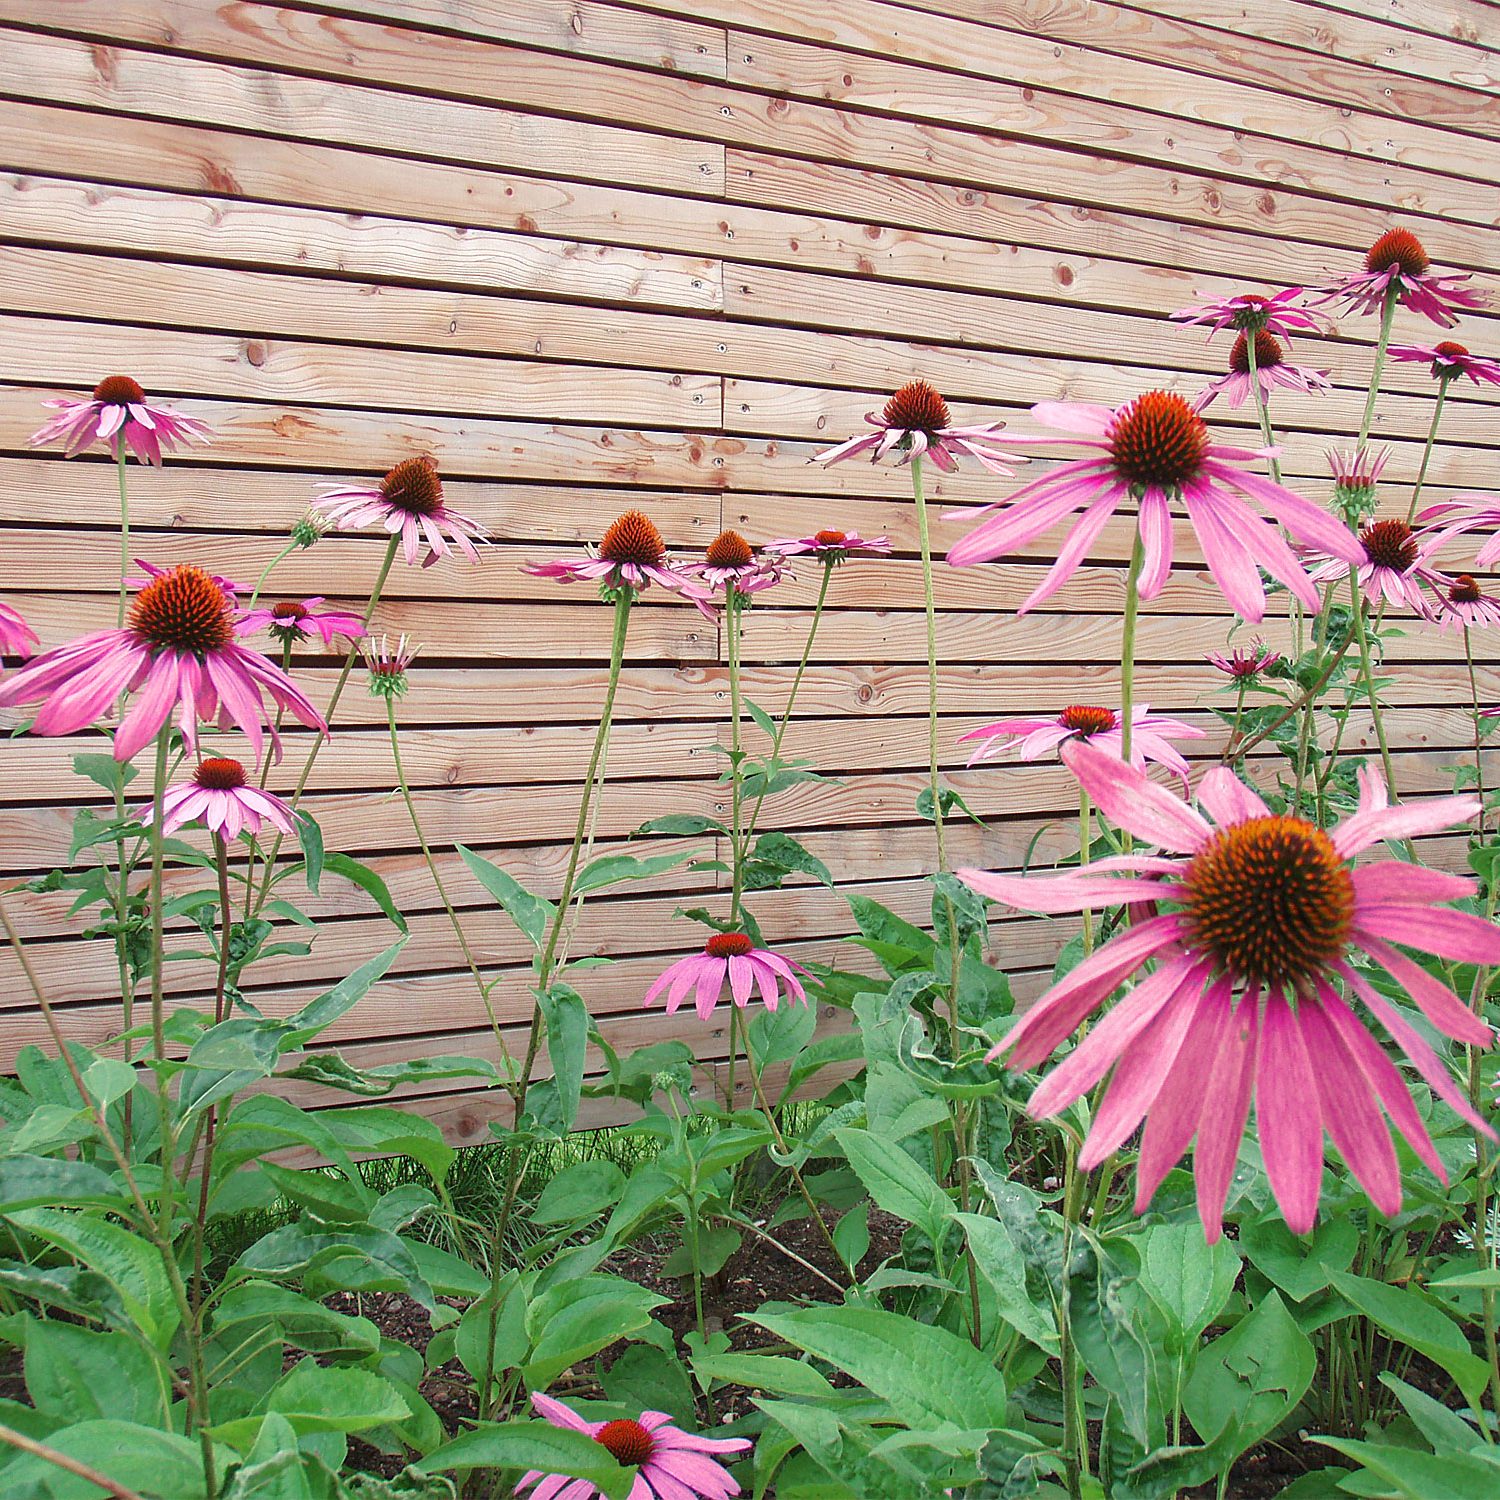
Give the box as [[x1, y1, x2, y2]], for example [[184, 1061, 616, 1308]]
[[235, 598, 364, 649], [0, 563, 325, 764], [1170, 288, 1329, 341], [813, 380, 1026, 475], [0, 603, 38, 661], [517, 1392, 750, 1500], [1428, 573, 1500, 632], [28, 376, 212, 464], [1207, 643, 1283, 680], [961, 703, 1204, 785], [1192, 331, 1331, 411], [314, 457, 486, 568], [142, 756, 297, 840], [685, 531, 786, 622], [766, 528, 893, 563], [644, 932, 809, 1020], [946, 392, 1362, 623], [1417, 497, 1500, 571], [961, 742, 1497, 1241], [1306, 517, 1444, 615], [523, 510, 700, 598], [1318, 229, 1486, 328], [1389, 340, 1500, 389]]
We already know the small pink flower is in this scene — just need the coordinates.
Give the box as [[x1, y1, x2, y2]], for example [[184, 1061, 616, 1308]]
[[685, 531, 786, 622], [0, 603, 38, 660], [1170, 288, 1329, 341], [518, 1392, 750, 1500], [1428, 573, 1500, 632], [1318, 229, 1485, 328], [947, 393, 1361, 623], [142, 757, 296, 840], [236, 598, 365, 649], [1306, 517, 1444, 616], [28, 376, 212, 464], [1192, 330, 1331, 411], [960, 741, 1498, 1242], [644, 932, 809, 1021], [961, 703, 1203, 786], [523, 510, 700, 597], [1206, 643, 1283, 680], [813, 380, 1025, 475], [766, 528, 893, 563], [0, 563, 324, 764], [314, 456, 486, 568], [1389, 340, 1500, 389]]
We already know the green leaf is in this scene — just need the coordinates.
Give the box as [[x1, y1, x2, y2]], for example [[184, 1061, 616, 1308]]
[[1241, 1214, 1358, 1302], [532, 1160, 626, 1226], [209, 1361, 410, 1447], [836, 1127, 950, 1244], [283, 1051, 499, 1098], [0, 1419, 212, 1499], [575, 851, 692, 893], [458, 845, 555, 948], [692, 1350, 837, 1398], [538, 981, 589, 1131], [631, 813, 727, 837], [1317, 1437, 1500, 1500], [1135, 1221, 1240, 1348], [323, 851, 408, 933], [20, 1317, 170, 1427], [71, 752, 137, 795], [212, 1281, 381, 1356], [259, 1162, 373, 1223], [747, 832, 833, 888], [280, 941, 406, 1048], [0, 1154, 125, 1213], [745, 697, 778, 741], [954, 1212, 1058, 1353], [295, 810, 325, 892], [418, 1420, 633, 1497], [522, 1275, 668, 1388]]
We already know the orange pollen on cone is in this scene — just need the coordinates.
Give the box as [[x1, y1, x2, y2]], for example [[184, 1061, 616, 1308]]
[[705, 530, 754, 569], [194, 757, 247, 791], [1434, 341, 1470, 359], [1365, 228, 1429, 278], [599, 510, 666, 568], [594, 1419, 655, 1467], [93, 375, 146, 405], [1229, 330, 1284, 374], [882, 380, 950, 435], [1107, 391, 1209, 490], [814, 529, 850, 547], [1059, 705, 1117, 737], [380, 456, 444, 517], [1360, 519, 1419, 571], [272, 601, 308, 621], [1184, 815, 1354, 990], [129, 565, 235, 655], [1451, 574, 1482, 603], [705, 932, 754, 958]]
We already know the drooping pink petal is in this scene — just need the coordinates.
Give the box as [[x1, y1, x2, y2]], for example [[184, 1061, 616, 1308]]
[[1194, 993, 1261, 1243], [1356, 933, 1493, 1045], [1333, 793, 1479, 858], [958, 866, 1178, 915], [1256, 994, 1325, 1234], [1355, 905, 1500, 967], [1196, 766, 1270, 827], [1062, 740, 1212, 854], [1351, 864, 1474, 907]]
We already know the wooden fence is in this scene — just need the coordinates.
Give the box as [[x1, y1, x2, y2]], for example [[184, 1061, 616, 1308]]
[[1, 0, 1498, 1143]]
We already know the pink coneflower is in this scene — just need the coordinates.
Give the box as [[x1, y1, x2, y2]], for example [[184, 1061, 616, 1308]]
[[0, 602, 37, 660], [0, 563, 324, 764], [143, 756, 297, 840], [1307, 517, 1443, 615], [946, 392, 1362, 623], [1170, 288, 1329, 341], [961, 703, 1204, 785], [766, 528, 893, 563], [1193, 331, 1331, 410], [1429, 574, 1500, 631], [27, 376, 212, 464], [1417, 498, 1500, 570], [644, 931, 809, 1020], [1389, 340, 1500, 389], [960, 741, 1497, 1242], [1207, 642, 1283, 680], [518, 1392, 750, 1500], [364, 634, 418, 700], [235, 598, 364, 649], [523, 510, 699, 597], [685, 531, 787, 623], [813, 380, 1025, 475], [1319, 229, 1485, 328], [314, 457, 486, 567], [130, 558, 241, 606]]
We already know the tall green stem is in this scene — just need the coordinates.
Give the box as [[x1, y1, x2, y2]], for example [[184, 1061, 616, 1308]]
[[1059, 1147, 1089, 1499], [1078, 788, 1094, 955], [1466, 626, 1487, 837], [1405, 377, 1451, 523], [911, 456, 947, 870], [1244, 336, 1282, 486], [727, 589, 748, 924], [1348, 572, 1398, 798], [1120, 534, 1145, 768], [114, 435, 131, 628], [1358, 290, 1398, 450], [246, 539, 301, 614]]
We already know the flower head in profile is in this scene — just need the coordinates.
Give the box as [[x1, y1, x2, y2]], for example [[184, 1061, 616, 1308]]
[[961, 703, 1204, 785], [1206, 643, 1283, 683], [28, 376, 212, 464], [143, 757, 296, 841], [314, 457, 486, 567], [686, 531, 786, 622], [961, 742, 1497, 1242], [644, 931, 809, 1021], [947, 393, 1362, 623], [0, 562, 324, 763], [1428, 573, 1500, 632], [1306, 517, 1444, 615], [766, 528, 893, 564], [1170, 288, 1328, 341], [236, 598, 364, 649], [518, 1392, 750, 1500], [1328, 446, 1391, 525], [1389, 341, 1500, 389], [813, 381, 1025, 475], [0, 603, 37, 661], [1318, 229, 1485, 327], [523, 510, 699, 599], [1192, 331, 1331, 410], [364, 634, 418, 700]]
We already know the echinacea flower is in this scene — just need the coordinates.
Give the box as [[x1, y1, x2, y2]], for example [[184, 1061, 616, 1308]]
[[364, 634, 418, 699], [314, 457, 486, 567], [1389, 341, 1500, 389], [1328, 446, 1391, 524], [644, 932, 808, 1020], [960, 703, 1204, 785], [685, 532, 786, 621], [1192, 331, 1331, 410], [1319, 229, 1485, 328], [1207, 643, 1283, 680], [236, 598, 364, 649], [0, 562, 324, 763], [523, 510, 699, 598], [813, 380, 1025, 475], [27, 376, 212, 464], [518, 1392, 750, 1500], [766, 528, 893, 563], [0, 603, 37, 660], [946, 392, 1362, 623], [960, 740, 1497, 1241], [143, 756, 296, 840], [1170, 288, 1329, 341], [1306, 517, 1443, 615], [1429, 573, 1500, 631]]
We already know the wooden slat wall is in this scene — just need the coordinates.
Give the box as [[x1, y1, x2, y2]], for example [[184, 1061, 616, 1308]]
[[1, 0, 1497, 1144]]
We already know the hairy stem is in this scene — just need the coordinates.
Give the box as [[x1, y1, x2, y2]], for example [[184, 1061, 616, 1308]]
[[1405, 377, 1451, 524]]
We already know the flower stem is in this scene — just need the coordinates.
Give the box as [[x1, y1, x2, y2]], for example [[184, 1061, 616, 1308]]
[[1059, 1147, 1089, 1498], [1348, 571, 1399, 798], [727, 587, 748, 925], [1078, 788, 1094, 955], [911, 455, 947, 870], [1245, 337, 1282, 485], [114, 435, 131, 629], [1405, 377, 1451, 523], [1358, 289, 1398, 450], [1466, 625, 1487, 837], [1120, 533, 1145, 768], [246, 539, 301, 613]]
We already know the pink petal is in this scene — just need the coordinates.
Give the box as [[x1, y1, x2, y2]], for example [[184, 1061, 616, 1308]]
[[1355, 905, 1500, 966], [959, 866, 1176, 915], [1062, 740, 1212, 854], [1196, 767, 1269, 827], [1356, 933, 1493, 1045], [1256, 994, 1325, 1234], [1194, 992, 1260, 1243], [1333, 793, 1478, 858], [1352, 864, 1474, 906]]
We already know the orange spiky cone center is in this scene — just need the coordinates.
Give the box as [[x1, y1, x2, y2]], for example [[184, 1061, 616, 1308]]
[[882, 380, 950, 436], [1059, 705, 1117, 737], [1107, 391, 1209, 489], [1451, 574, 1482, 603], [814, 529, 849, 547], [599, 510, 666, 568], [380, 457, 444, 517], [93, 375, 146, 405], [1229, 331, 1285, 374], [1365, 229, 1429, 278], [705, 530, 754, 569], [705, 932, 754, 958], [1360, 519, 1418, 571], [129, 565, 235, 654], [1434, 341, 1470, 360], [595, 1419, 655, 1466], [194, 757, 247, 790]]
